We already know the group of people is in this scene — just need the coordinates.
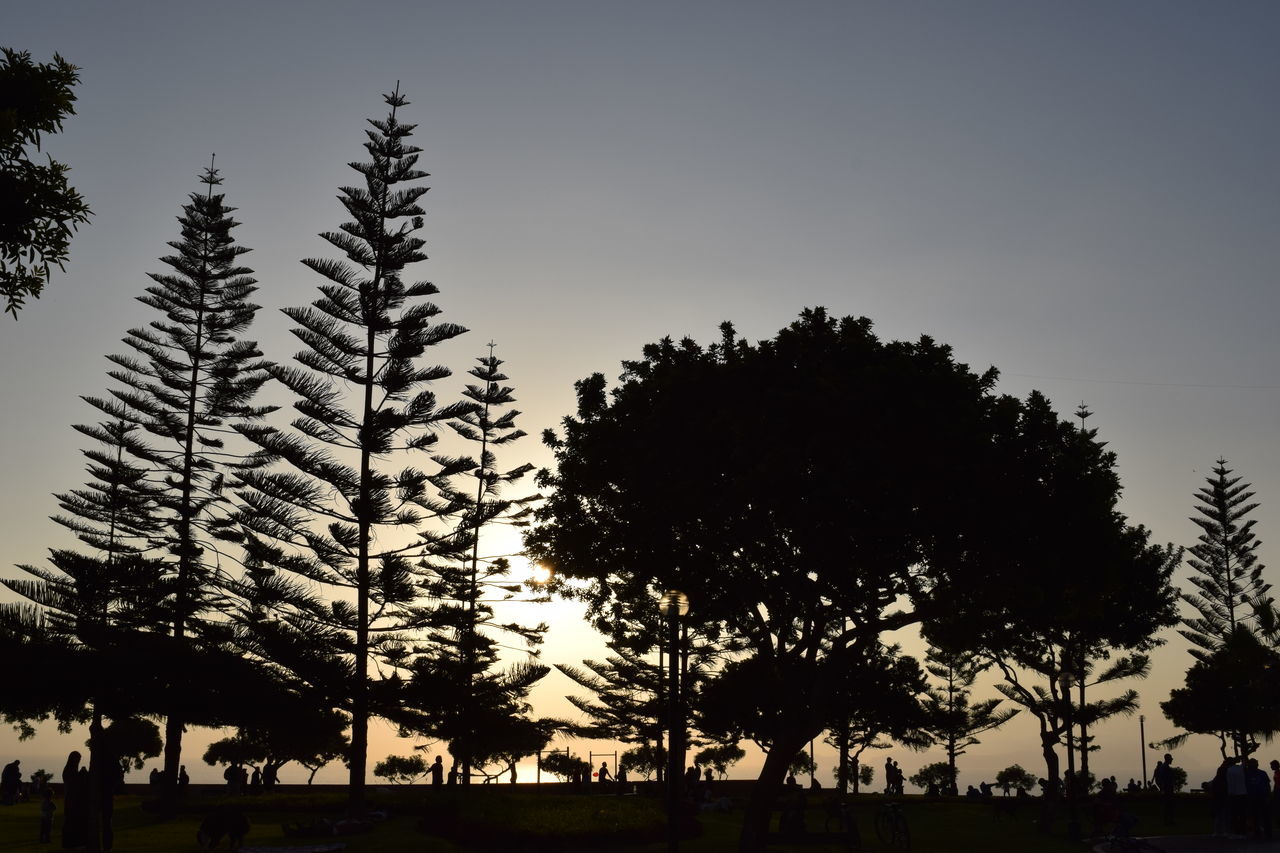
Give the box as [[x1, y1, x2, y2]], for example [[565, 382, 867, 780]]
[[217, 761, 275, 794], [56, 749, 125, 850], [147, 765, 190, 788], [1205, 754, 1279, 840], [882, 757, 904, 795]]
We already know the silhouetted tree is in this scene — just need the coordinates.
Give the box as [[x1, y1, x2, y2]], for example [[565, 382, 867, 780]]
[[909, 761, 956, 794], [917, 645, 1017, 792], [620, 744, 664, 781], [555, 643, 665, 748], [372, 754, 428, 784], [695, 743, 745, 779], [0, 47, 91, 317], [0, 415, 167, 850], [234, 87, 470, 808], [995, 764, 1037, 794], [202, 694, 347, 785], [539, 750, 590, 783], [96, 716, 162, 773], [406, 658, 553, 785], [1162, 626, 1280, 759], [528, 310, 1174, 853], [927, 396, 1179, 830], [815, 645, 929, 794], [1180, 459, 1270, 660], [467, 713, 558, 783], [81, 161, 269, 797], [1065, 654, 1153, 788], [408, 346, 542, 785]]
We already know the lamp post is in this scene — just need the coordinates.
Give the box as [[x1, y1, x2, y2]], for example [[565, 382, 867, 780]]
[[1139, 715, 1147, 787], [1060, 673, 1080, 840], [659, 589, 689, 853]]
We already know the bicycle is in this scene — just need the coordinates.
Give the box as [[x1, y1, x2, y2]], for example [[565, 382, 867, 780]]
[[874, 801, 910, 849]]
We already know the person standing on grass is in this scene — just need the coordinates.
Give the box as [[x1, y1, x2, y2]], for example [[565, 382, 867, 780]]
[[1271, 760, 1280, 837], [60, 751, 86, 850], [1245, 758, 1271, 840], [1153, 753, 1175, 826], [1, 759, 21, 805]]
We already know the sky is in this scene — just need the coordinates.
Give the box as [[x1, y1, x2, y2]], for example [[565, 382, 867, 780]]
[[3, 1, 1280, 789]]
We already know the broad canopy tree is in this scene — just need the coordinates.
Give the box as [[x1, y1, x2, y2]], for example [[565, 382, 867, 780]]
[[527, 309, 1176, 853], [1162, 626, 1280, 760], [0, 47, 92, 317]]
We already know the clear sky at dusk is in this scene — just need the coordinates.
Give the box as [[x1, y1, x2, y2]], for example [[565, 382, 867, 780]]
[[3, 2, 1279, 787]]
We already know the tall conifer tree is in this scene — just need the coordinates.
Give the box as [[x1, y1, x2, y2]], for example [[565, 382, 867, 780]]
[[409, 345, 543, 785], [83, 160, 269, 793], [1180, 459, 1270, 660], [917, 645, 1016, 791], [235, 88, 469, 807], [0, 418, 165, 851]]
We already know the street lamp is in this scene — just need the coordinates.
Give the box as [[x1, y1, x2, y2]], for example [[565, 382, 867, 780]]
[[1139, 715, 1147, 788], [659, 589, 690, 853], [1060, 673, 1080, 840]]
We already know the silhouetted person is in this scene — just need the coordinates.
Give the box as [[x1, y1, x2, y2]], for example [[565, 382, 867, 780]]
[[261, 765, 276, 788], [704, 767, 714, 788], [39, 787, 55, 842], [597, 762, 611, 789], [1271, 760, 1280, 836], [1153, 753, 1176, 825], [429, 755, 444, 786], [249, 768, 261, 794], [1, 759, 20, 804], [1227, 756, 1247, 837], [1211, 760, 1230, 837], [1245, 757, 1270, 840], [684, 764, 700, 796], [148, 767, 160, 786], [223, 762, 239, 793], [179, 766, 190, 788], [60, 751, 86, 850], [447, 761, 459, 786], [616, 765, 628, 795]]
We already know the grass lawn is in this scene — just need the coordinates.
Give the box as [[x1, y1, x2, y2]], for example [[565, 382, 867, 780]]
[[0, 788, 1193, 852]]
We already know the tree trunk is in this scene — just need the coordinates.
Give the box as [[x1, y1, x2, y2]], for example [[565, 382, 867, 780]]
[[836, 725, 849, 794], [1038, 728, 1062, 834], [86, 713, 103, 853], [738, 730, 810, 853]]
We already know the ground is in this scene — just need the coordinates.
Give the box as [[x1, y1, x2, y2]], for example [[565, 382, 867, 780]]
[[0, 786, 1267, 852]]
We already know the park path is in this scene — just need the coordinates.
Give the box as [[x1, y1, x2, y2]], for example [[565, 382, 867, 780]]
[[1095, 837, 1280, 853]]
